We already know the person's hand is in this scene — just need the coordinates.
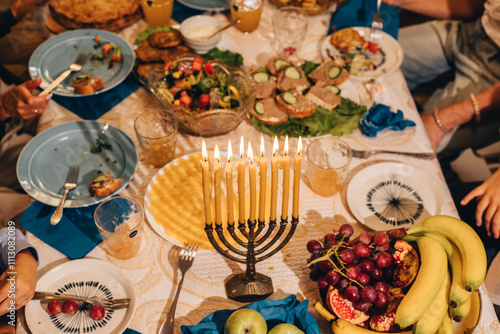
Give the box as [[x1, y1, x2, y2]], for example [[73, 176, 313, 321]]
[[461, 169, 500, 239], [0, 79, 51, 121], [0, 250, 38, 316], [421, 113, 446, 152]]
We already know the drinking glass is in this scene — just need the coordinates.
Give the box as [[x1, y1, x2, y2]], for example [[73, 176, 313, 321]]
[[140, 0, 174, 26], [272, 6, 309, 62], [306, 137, 352, 197], [94, 196, 144, 259], [135, 108, 178, 167], [230, 0, 264, 33]]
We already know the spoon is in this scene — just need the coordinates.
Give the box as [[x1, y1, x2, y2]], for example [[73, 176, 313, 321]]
[[206, 19, 240, 39]]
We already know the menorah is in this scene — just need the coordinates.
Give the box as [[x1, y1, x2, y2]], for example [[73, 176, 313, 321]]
[[201, 136, 302, 302]]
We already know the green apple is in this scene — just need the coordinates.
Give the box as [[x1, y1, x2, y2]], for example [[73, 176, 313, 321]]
[[223, 308, 267, 334], [268, 323, 304, 334]]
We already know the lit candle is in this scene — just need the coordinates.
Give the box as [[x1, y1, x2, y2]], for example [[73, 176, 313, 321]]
[[281, 135, 290, 220], [248, 142, 256, 222], [201, 140, 212, 224], [292, 137, 302, 218], [214, 145, 222, 224], [226, 140, 234, 224], [237, 136, 246, 223], [257, 135, 267, 222], [270, 137, 279, 221]]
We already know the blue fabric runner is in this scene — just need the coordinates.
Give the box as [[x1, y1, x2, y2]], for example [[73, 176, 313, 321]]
[[329, 0, 400, 39]]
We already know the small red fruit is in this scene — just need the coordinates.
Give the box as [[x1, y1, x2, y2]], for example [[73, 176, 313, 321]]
[[326, 286, 370, 325], [90, 304, 106, 321], [47, 299, 63, 315], [62, 299, 78, 315]]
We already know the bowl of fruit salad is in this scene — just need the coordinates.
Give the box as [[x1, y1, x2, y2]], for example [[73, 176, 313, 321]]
[[149, 56, 256, 137]]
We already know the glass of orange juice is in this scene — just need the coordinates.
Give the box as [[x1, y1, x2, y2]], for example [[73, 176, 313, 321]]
[[230, 0, 263, 33], [141, 0, 174, 26], [306, 137, 352, 197], [94, 197, 144, 259]]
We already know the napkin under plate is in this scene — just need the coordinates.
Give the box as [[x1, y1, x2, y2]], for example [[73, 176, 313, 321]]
[[359, 103, 416, 137]]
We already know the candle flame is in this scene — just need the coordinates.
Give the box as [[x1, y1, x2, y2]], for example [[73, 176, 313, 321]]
[[284, 135, 289, 156], [260, 135, 265, 157], [297, 137, 302, 155], [214, 145, 220, 162], [240, 136, 244, 158], [227, 140, 232, 163], [273, 136, 279, 156], [248, 142, 253, 162], [202, 140, 208, 161]]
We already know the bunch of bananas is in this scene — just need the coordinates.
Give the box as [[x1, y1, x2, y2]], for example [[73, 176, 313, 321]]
[[314, 215, 487, 334]]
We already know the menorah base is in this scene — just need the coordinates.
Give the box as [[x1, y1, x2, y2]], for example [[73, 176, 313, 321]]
[[225, 273, 273, 303]]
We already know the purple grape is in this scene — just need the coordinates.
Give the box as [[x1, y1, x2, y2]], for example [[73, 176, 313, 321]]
[[307, 240, 322, 254], [358, 232, 372, 245], [375, 252, 393, 268], [377, 243, 390, 252], [373, 281, 389, 293], [358, 272, 370, 285], [345, 286, 360, 302], [358, 259, 374, 273], [324, 233, 336, 244], [339, 224, 354, 238], [373, 232, 389, 247], [360, 286, 377, 303], [326, 271, 340, 286], [371, 267, 383, 280], [337, 278, 349, 291], [340, 249, 355, 264], [353, 300, 371, 312], [318, 275, 328, 289], [374, 291, 388, 308], [325, 239, 338, 249], [319, 260, 333, 273], [346, 265, 360, 281], [354, 243, 371, 258]]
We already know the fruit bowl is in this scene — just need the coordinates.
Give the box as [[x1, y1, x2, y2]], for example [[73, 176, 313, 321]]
[[148, 57, 256, 137]]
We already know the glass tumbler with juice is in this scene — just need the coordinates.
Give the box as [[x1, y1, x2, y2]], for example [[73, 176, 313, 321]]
[[141, 0, 174, 26], [230, 0, 263, 32]]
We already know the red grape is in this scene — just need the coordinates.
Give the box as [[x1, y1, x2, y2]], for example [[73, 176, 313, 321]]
[[90, 304, 105, 321], [47, 299, 62, 316], [360, 286, 377, 303], [358, 232, 372, 245], [373, 281, 389, 293], [374, 291, 389, 308], [325, 239, 338, 249], [326, 271, 340, 286], [339, 224, 354, 238], [307, 240, 322, 254], [353, 300, 371, 312], [310, 270, 322, 281], [345, 286, 360, 302], [358, 259, 374, 273], [358, 272, 370, 285], [62, 299, 78, 315], [318, 275, 328, 289], [319, 260, 334, 273], [377, 243, 390, 252], [340, 249, 355, 264], [375, 252, 393, 268], [373, 232, 389, 246], [337, 278, 349, 291], [354, 243, 371, 258], [324, 233, 336, 244], [346, 265, 360, 281], [371, 267, 383, 280]]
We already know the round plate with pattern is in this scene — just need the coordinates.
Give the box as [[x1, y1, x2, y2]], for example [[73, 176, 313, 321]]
[[346, 162, 444, 230], [25, 259, 136, 334]]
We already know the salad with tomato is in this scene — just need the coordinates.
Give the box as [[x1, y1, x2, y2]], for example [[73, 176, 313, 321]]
[[154, 56, 240, 113]]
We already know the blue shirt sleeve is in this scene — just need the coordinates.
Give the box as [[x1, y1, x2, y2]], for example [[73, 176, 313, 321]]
[[0, 225, 39, 273]]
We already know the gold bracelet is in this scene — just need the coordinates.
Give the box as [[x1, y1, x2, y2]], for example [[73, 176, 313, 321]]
[[469, 92, 481, 123], [433, 108, 451, 133]]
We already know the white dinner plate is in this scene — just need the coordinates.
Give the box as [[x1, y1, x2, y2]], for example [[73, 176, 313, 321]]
[[346, 162, 444, 230], [25, 258, 136, 334], [321, 27, 404, 80]]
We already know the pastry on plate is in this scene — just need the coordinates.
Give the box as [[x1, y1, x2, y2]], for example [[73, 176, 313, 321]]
[[72, 74, 104, 95], [89, 173, 122, 197]]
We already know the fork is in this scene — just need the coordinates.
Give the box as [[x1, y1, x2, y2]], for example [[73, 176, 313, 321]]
[[40, 53, 90, 96], [369, 0, 383, 42], [50, 165, 80, 225], [351, 149, 435, 159], [159, 243, 199, 334], [33, 291, 130, 310]]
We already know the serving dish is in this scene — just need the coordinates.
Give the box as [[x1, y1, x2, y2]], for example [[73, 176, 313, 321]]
[[17, 121, 137, 208], [177, 0, 229, 11], [346, 162, 444, 230], [29, 29, 135, 97], [25, 258, 136, 334], [180, 15, 223, 54], [149, 56, 255, 137]]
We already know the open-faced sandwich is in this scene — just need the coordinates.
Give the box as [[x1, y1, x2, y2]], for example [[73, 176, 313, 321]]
[[89, 173, 121, 197], [72, 73, 104, 95]]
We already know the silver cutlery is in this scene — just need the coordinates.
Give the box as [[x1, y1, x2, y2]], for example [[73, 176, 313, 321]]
[[206, 18, 240, 40], [40, 53, 90, 96], [159, 243, 199, 334], [33, 291, 131, 310], [369, 0, 383, 42], [50, 165, 80, 225], [351, 149, 435, 159]]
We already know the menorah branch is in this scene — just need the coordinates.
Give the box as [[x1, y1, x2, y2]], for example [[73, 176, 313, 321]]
[[227, 222, 248, 247], [215, 223, 247, 256]]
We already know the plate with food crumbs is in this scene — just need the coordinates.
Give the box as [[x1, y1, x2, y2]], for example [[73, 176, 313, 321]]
[[25, 258, 136, 334], [145, 152, 258, 251], [17, 121, 137, 207], [29, 29, 135, 96]]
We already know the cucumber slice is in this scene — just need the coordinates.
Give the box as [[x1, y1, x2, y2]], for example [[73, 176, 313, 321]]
[[254, 101, 265, 115], [274, 59, 292, 70], [323, 84, 341, 95], [328, 66, 342, 79], [252, 71, 270, 83], [282, 92, 298, 105], [284, 66, 301, 79]]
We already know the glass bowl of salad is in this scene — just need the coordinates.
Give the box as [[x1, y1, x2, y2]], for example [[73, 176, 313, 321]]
[[149, 56, 256, 137]]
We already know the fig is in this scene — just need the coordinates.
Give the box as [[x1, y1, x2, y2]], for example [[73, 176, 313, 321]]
[[391, 240, 419, 287], [62, 299, 79, 315], [90, 304, 106, 321], [326, 286, 369, 325], [47, 299, 63, 315]]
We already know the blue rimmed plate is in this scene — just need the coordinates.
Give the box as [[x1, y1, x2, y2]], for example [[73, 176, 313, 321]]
[[25, 258, 136, 334], [17, 121, 138, 207], [29, 29, 135, 97], [177, 0, 229, 11]]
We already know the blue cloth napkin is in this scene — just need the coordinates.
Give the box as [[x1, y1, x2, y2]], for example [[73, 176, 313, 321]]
[[359, 103, 416, 137], [329, 0, 400, 39], [180, 295, 320, 334], [18, 201, 102, 260], [124, 329, 142, 334], [52, 74, 142, 121]]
